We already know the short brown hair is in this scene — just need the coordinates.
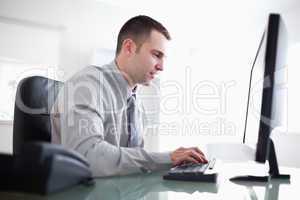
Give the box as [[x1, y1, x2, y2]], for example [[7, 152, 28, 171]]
[[116, 15, 171, 55]]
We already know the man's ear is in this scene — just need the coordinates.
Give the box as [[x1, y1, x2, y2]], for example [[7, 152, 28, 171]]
[[122, 39, 137, 55]]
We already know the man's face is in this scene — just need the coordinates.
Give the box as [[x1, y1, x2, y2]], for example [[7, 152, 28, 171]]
[[129, 30, 168, 86]]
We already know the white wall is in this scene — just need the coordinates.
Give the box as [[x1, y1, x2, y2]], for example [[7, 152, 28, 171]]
[[0, 0, 126, 79], [0, 121, 12, 153], [156, 1, 300, 153]]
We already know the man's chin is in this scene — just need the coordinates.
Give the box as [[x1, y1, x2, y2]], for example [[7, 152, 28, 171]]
[[141, 82, 150, 86], [141, 79, 152, 86]]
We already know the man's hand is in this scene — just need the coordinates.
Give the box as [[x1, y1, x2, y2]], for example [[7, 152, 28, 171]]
[[170, 147, 208, 166]]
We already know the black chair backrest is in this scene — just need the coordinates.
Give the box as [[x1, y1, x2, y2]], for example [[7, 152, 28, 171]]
[[13, 76, 63, 155]]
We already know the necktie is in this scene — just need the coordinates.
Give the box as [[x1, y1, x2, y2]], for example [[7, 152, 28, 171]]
[[127, 93, 139, 147]]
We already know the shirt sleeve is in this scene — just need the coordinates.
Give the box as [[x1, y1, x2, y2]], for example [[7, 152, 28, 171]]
[[61, 104, 171, 177], [57, 72, 172, 177]]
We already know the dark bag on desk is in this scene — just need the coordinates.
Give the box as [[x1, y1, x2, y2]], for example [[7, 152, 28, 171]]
[[0, 142, 94, 195]]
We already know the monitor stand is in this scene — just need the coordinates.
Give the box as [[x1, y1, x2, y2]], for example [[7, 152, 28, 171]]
[[234, 176, 290, 200], [230, 139, 290, 182]]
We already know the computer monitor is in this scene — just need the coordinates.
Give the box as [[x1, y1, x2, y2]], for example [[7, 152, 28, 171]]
[[232, 13, 290, 182], [254, 14, 288, 164]]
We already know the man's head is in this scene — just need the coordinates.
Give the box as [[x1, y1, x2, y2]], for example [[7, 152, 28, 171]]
[[115, 15, 171, 87]]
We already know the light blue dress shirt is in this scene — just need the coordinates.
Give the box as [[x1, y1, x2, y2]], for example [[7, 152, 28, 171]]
[[51, 61, 172, 177]]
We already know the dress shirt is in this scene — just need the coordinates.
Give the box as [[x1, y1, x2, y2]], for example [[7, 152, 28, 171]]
[[51, 61, 172, 177]]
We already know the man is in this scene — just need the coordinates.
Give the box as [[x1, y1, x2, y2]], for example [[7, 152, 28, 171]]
[[51, 15, 207, 177]]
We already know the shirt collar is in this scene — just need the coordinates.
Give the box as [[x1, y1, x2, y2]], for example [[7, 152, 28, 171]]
[[109, 60, 136, 99]]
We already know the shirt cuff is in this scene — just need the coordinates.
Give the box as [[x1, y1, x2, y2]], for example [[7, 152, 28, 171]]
[[149, 151, 172, 164]]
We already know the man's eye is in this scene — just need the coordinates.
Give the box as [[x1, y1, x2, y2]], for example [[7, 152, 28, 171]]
[[154, 54, 161, 58]]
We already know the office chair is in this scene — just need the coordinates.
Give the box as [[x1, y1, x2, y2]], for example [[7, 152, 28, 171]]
[[8, 76, 94, 194], [13, 76, 63, 155]]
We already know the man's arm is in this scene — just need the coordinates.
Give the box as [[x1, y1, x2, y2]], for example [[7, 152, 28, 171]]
[[60, 105, 207, 177], [60, 104, 171, 177], [56, 69, 207, 177]]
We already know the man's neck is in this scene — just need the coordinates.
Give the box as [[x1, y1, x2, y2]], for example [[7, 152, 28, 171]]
[[115, 57, 136, 89]]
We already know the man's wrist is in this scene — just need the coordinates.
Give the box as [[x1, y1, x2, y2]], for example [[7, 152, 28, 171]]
[[149, 151, 172, 164]]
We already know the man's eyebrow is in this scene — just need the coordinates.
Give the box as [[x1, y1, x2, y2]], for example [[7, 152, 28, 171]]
[[153, 49, 165, 58]]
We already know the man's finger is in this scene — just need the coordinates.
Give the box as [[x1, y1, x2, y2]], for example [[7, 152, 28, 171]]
[[192, 147, 208, 162], [184, 156, 199, 164], [199, 155, 208, 163], [190, 147, 205, 156], [186, 150, 205, 163]]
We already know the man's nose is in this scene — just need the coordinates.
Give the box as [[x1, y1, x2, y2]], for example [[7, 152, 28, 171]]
[[156, 61, 164, 71]]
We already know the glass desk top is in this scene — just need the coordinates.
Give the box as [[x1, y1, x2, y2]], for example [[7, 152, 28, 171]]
[[1, 163, 300, 200]]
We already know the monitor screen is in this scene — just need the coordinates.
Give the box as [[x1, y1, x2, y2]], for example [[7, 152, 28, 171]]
[[243, 14, 288, 163]]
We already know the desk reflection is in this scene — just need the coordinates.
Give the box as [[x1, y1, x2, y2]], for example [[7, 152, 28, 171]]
[[0, 171, 218, 200], [231, 178, 290, 200], [0, 171, 293, 200], [84, 171, 218, 200]]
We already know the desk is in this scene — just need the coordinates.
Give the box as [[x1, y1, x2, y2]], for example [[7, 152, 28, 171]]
[[1, 163, 300, 200]]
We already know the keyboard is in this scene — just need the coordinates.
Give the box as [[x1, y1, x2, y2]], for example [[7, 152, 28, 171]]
[[163, 158, 217, 182]]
